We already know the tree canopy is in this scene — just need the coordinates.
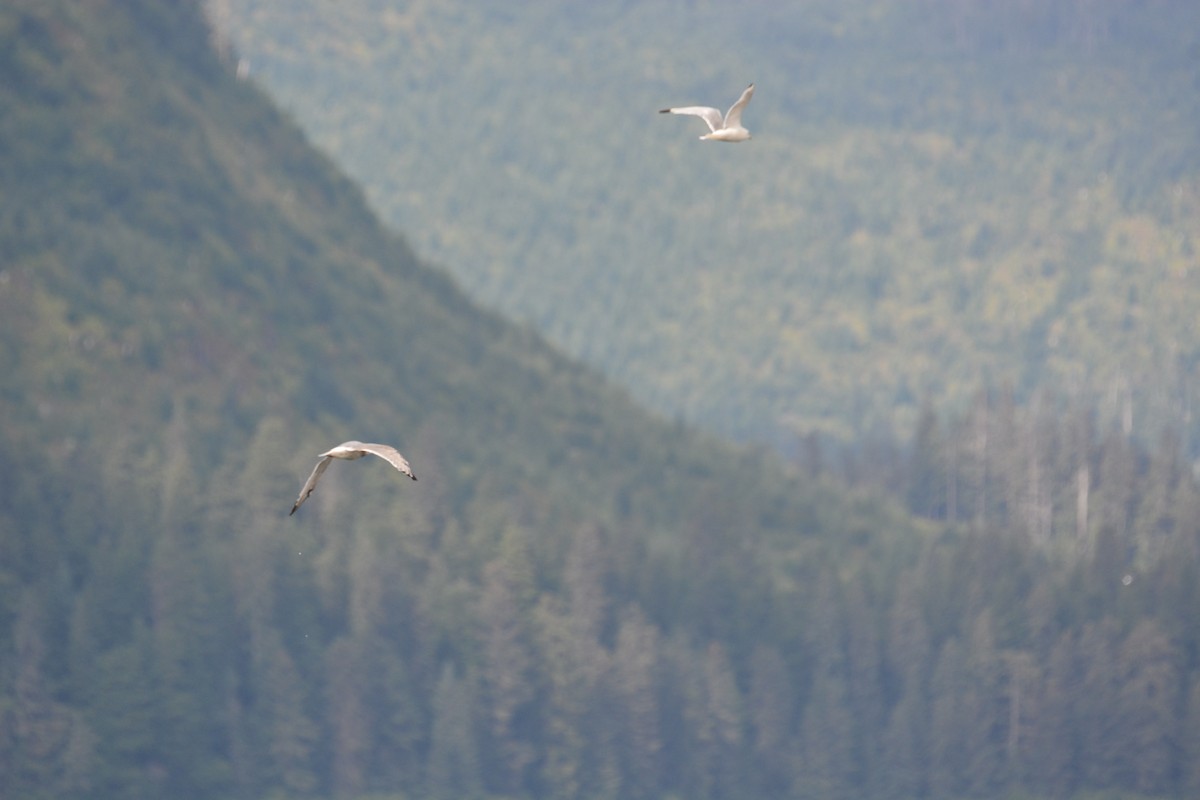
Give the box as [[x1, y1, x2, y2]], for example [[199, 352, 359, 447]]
[[1, 3, 1199, 800], [211, 0, 1200, 449]]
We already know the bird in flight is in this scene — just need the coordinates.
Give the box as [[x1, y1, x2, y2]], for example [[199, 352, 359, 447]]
[[660, 83, 755, 142], [290, 440, 416, 515]]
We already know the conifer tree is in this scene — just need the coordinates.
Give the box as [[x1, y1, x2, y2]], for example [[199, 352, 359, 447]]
[[478, 558, 536, 793], [427, 662, 481, 800], [611, 605, 662, 799]]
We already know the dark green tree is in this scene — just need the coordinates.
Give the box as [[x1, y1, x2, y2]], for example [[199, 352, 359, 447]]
[[426, 662, 481, 800], [610, 605, 663, 799], [478, 558, 537, 794], [1075, 619, 1123, 789], [1114, 618, 1181, 794], [1183, 672, 1200, 797], [907, 399, 946, 518], [1026, 631, 1079, 796], [928, 637, 968, 799], [746, 644, 795, 796]]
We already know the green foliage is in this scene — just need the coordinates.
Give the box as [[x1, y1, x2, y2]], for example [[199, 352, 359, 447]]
[[2, 3, 1200, 800], [211, 0, 1200, 449]]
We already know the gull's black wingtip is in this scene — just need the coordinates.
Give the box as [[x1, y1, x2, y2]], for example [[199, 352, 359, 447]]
[[659, 108, 671, 114], [289, 504, 298, 516]]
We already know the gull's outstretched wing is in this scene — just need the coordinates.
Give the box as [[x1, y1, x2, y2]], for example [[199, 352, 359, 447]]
[[723, 83, 754, 129], [356, 442, 418, 481], [659, 105, 724, 133], [291, 456, 333, 515], [290, 441, 417, 516]]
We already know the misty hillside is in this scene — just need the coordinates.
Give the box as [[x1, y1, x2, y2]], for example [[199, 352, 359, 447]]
[[210, 0, 1200, 448], [0, 0, 902, 795], [3, 3, 1200, 800]]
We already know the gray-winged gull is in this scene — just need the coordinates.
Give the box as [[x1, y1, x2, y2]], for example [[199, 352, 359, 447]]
[[660, 84, 755, 142], [290, 440, 416, 515]]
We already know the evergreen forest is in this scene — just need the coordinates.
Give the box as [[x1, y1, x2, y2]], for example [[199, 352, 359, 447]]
[[211, 0, 1200, 449], [1, 3, 1199, 800]]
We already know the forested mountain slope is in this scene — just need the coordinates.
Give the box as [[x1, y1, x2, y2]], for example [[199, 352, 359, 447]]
[[2, 3, 1200, 800], [210, 0, 1200, 448]]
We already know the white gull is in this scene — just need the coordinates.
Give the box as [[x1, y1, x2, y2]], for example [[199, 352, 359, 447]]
[[660, 84, 755, 142], [290, 440, 416, 515]]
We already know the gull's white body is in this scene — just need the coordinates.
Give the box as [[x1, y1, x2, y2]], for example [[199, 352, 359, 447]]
[[290, 440, 416, 515], [660, 84, 755, 142]]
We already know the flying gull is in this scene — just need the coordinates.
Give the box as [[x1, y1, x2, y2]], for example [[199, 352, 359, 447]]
[[660, 84, 755, 142], [290, 440, 416, 515]]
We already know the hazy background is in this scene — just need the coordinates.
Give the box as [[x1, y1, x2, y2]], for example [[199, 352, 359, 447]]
[[209, 0, 1200, 450], [2, 3, 1199, 799]]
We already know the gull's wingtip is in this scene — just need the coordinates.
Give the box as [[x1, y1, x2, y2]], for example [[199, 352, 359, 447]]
[[659, 108, 671, 114], [289, 505, 299, 516]]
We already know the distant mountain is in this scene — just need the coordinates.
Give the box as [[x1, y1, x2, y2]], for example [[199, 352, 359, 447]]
[[0, 0, 825, 530], [0, 1, 902, 796], [210, 0, 1200, 450], [3, 4, 1199, 800]]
